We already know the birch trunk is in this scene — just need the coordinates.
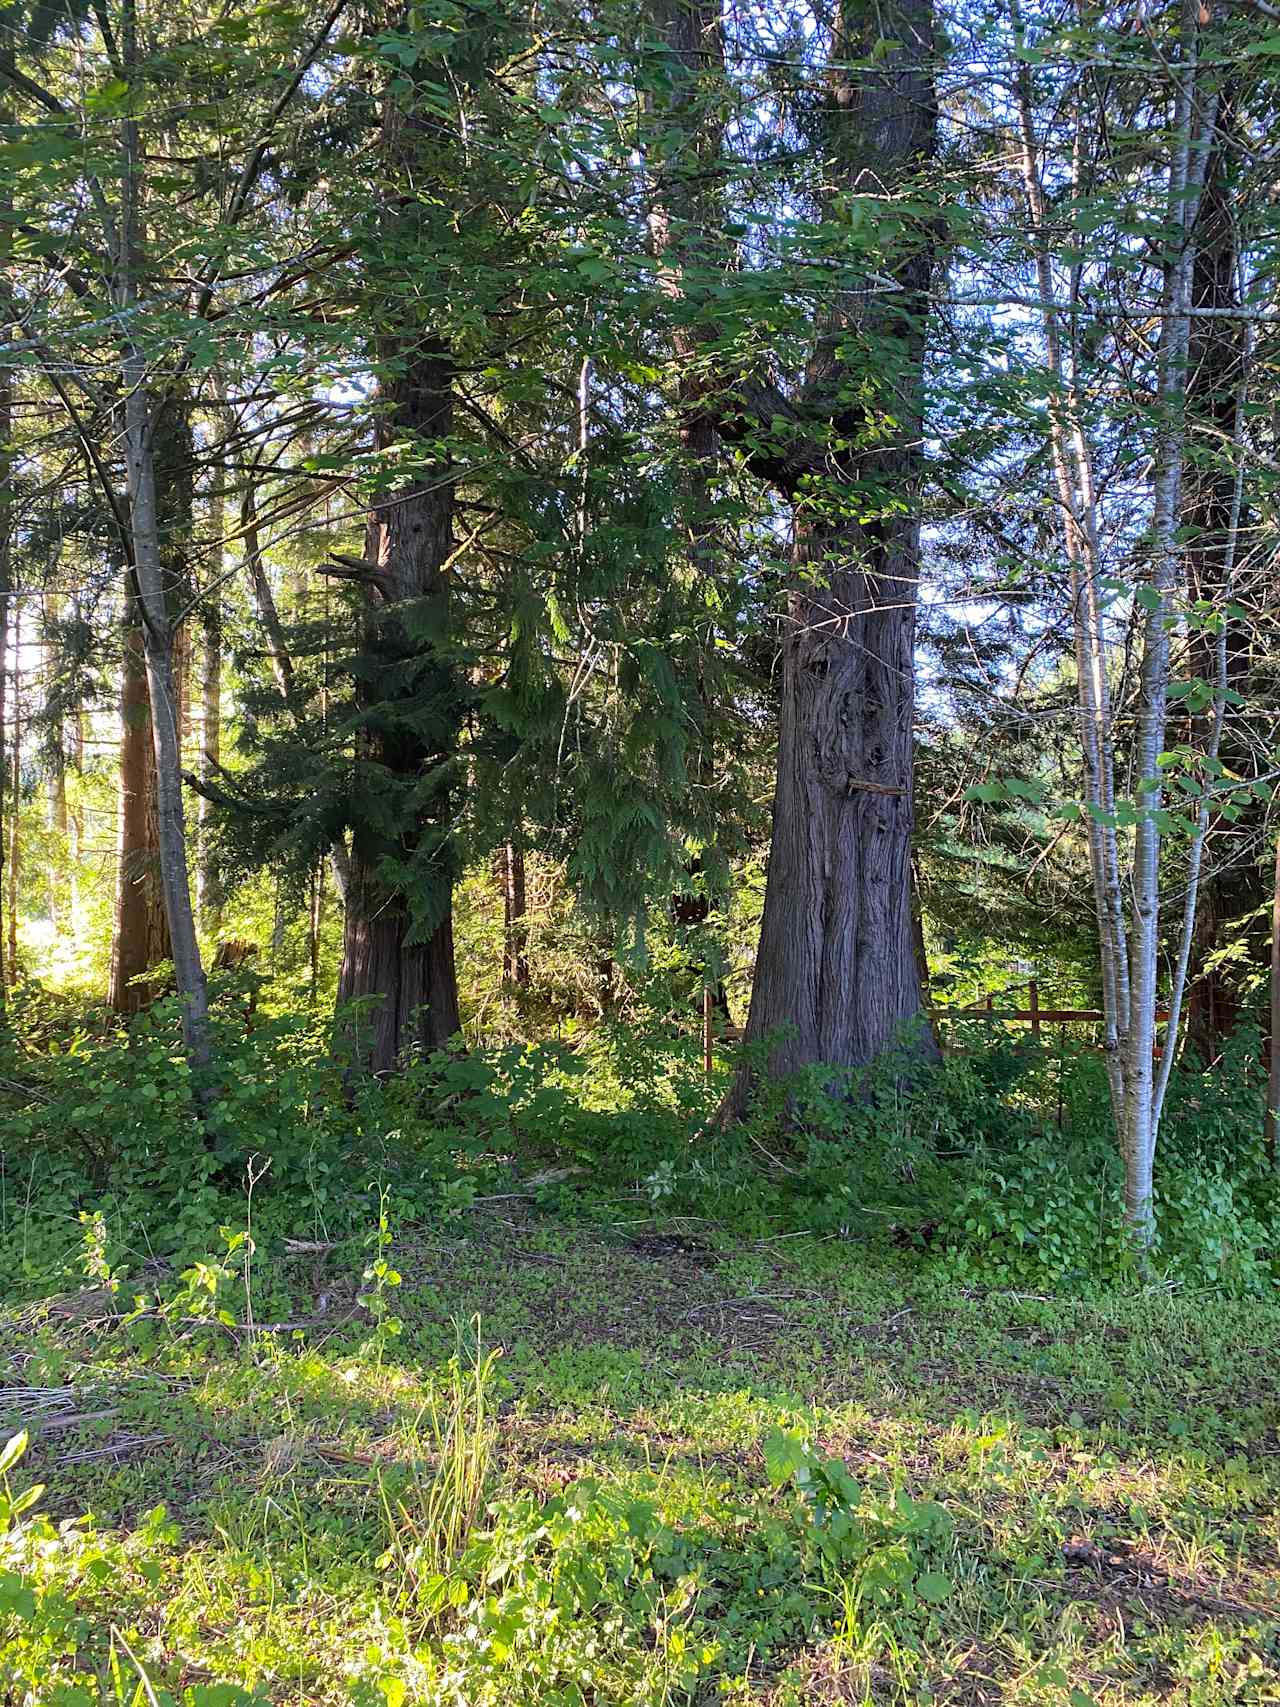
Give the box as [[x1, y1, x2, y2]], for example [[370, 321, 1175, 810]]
[[1121, 0, 1218, 1241]]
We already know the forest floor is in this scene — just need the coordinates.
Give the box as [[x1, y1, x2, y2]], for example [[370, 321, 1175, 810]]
[[2, 1209, 1279, 1705]]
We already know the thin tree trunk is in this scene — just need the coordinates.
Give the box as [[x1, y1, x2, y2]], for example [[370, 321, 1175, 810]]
[[1153, 222, 1249, 1121], [44, 597, 67, 934], [1010, 2, 1129, 1100], [6, 602, 18, 984], [242, 469, 351, 903], [109, 597, 171, 1010], [0, 46, 12, 1000], [497, 841, 530, 990], [113, 1, 210, 1077], [1121, 0, 1218, 1242], [197, 590, 223, 942], [1181, 124, 1253, 1065], [0, 526, 6, 1001], [1265, 834, 1279, 1166], [309, 858, 323, 1003]]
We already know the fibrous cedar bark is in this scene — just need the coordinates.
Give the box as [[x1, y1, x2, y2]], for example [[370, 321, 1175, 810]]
[[733, 0, 939, 1097], [646, 0, 939, 1103], [333, 101, 462, 1072]]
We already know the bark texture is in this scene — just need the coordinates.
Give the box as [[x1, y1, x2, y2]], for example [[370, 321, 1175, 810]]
[[108, 601, 172, 1010], [1181, 119, 1256, 1063], [198, 584, 223, 934], [112, 35, 210, 1073], [334, 335, 462, 1071], [498, 841, 530, 990], [646, 0, 938, 1101], [733, 0, 938, 1091]]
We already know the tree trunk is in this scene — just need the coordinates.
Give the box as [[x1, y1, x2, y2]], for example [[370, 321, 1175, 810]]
[[743, 519, 932, 1081], [112, 25, 210, 1077], [0, 50, 12, 1000], [498, 841, 530, 990], [334, 333, 462, 1072], [0, 530, 6, 1001], [68, 701, 84, 942], [339, 876, 460, 1070], [1265, 834, 1279, 1166], [1181, 115, 1252, 1064], [732, 0, 938, 1098], [107, 597, 170, 1003], [109, 600, 171, 1010], [44, 598, 68, 934], [1120, 0, 1218, 1243], [309, 858, 323, 1003], [198, 593, 223, 934], [6, 602, 17, 984]]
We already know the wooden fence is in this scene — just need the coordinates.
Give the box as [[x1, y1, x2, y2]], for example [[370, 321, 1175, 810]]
[[700, 978, 1169, 1073], [935, 979, 1169, 1040]]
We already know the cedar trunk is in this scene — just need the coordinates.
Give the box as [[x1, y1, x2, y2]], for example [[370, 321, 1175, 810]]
[[340, 883, 460, 1068], [334, 334, 462, 1072], [743, 519, 931, 1078], [732, 0, 938, 1094]]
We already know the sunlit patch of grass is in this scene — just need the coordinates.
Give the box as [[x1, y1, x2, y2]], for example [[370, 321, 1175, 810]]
[[0, 1220, 1277, 1704]]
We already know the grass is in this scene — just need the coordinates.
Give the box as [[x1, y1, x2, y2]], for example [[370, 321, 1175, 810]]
[[2, 1203, 1278, 1705]]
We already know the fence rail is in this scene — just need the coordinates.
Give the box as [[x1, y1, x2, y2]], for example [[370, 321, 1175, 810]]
[[934, 980, 1169, 1040], [701, 978, 1169, 1071]]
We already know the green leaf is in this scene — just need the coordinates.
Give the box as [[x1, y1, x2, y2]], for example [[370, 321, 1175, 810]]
[[916, 1570, 952, 1604], [0, 1431, 27, 1476], [762, 1428, 809, 1488]]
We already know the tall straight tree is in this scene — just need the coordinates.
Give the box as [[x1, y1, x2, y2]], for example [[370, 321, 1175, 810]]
[[108, 592, 171, 1010], [112, 0, 210, 1072], [333, 59, 464, 1073], [647, 0, 940, 1097], [741, 0, 939, 1085]]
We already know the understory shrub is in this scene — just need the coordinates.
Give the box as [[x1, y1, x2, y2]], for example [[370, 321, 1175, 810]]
[[0, 982, 1274, 1299]]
